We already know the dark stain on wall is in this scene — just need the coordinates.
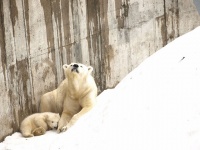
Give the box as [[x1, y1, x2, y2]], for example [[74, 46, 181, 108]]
[[0, 1, 7, 87], [86, 0, 102, 92], [16, 58, 32, 121], [23, 0, 37, 114], [104, 45, 114, 81], [24, 0, 30, 53], [156, 0, 180, 46], [87, 0, 110, 92], [175, 0, 180, 37], [61, 0, 72, 64], [156, 15, 167, 47], [115, 0, 129, 29], [16, 58, 32, 111], [9, 0, 18, 36], [7, 58, 32, 134], [121, 1, 129, 17], [8, 64, 18, 133], [167, 0, 180, 40], [40, 0, 57, 86], [99, 0, 110, 91], [86, 0, 111, 92], [162, 0, 168, 46], [51, 0, 63, 48], [40, 0, 55, 55], [71, 0, 82, 63], [51, 0, 64, 65], [42, 58, 56, 82]]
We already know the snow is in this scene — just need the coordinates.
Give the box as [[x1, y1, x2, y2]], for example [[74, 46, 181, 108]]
[[1, 26, 200, 150]]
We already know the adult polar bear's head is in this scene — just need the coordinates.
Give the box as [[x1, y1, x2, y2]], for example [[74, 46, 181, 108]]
[[63, 63, 93, 78]]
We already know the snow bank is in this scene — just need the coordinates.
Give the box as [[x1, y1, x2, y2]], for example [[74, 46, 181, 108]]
[[1, 26, 200, 150]]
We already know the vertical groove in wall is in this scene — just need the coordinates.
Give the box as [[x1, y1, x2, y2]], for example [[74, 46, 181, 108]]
[[22, 0, 36, 113], [61, 0, 72, 64], [40, 0, 58, 88], [115, 0, 129, 29], [163, 0, 168, 46], [40, 0, 55, 55], [100, 0, 109, 91], [71, 0, 82, 63], [9, 0, 18, 37], [0, 0, 7, 87], [51, 0, 65, 84], [96, 0, 104, 92], [176, 0, 180, 37], [7, 0, 19, 133], [86, 0, 102, 92]]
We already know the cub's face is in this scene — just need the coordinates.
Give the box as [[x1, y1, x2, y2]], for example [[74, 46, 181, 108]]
[[63, 63, 93, 78], [46, 113, 60, 129]]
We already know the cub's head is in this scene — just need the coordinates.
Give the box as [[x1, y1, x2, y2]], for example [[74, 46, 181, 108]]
[[63, 63, 93, 78], [46, 113, 60, 129]]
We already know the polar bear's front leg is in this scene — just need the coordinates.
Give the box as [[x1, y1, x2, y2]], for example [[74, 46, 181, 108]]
[[57, 112, 72, 133], [60, 113, 79, 131], [65, 106, 93, 130], [62, 97, 95, 130], [58, 110, 83, 132]]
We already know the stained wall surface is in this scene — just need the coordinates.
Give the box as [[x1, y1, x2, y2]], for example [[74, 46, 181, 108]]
[[0, 0, 200, 141]]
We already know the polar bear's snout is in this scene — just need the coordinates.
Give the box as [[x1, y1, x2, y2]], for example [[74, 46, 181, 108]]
[[50, 121, 58, 130], [73, 64, 78, 68], [53, 122, 58, 128], [71, 63, 79, 73]]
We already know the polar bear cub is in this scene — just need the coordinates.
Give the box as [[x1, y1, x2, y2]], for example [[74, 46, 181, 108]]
[[20, 112, 60, 137], [39, 63, 97, 132]]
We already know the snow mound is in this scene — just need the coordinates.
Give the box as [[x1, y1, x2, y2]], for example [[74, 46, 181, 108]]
[[1, 26, 200, 150]]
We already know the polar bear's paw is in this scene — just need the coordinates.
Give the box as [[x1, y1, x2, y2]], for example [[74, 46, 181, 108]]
[[57, 124, 67, 133], [33, 127, 45, 136], [61, 126, 68, 132]]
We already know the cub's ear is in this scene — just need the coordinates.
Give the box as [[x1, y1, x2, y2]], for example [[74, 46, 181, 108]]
[[44, 114, 48, 120], [63, 64, 68, 70], [88, 66, 93, 74]]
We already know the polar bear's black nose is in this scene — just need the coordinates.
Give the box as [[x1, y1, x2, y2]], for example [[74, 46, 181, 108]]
[[73, 64, 79, 68]]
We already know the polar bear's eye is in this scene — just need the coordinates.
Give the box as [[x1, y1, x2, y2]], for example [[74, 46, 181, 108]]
[[80, 65, 83, 68], [52, 121, 54, 123]]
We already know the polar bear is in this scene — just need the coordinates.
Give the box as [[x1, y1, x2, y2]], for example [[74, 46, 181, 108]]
[[39, 63, 97, 132], [20, 112, 60, 137]]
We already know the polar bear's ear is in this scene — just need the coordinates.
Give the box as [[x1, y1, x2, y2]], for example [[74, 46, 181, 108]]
[[63, 64, 68, 70], [88, 66, 93, 74], [44, 114, 48, 120]]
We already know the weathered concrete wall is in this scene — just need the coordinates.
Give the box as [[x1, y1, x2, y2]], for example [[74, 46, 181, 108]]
[[0, 0, 200, 141]]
